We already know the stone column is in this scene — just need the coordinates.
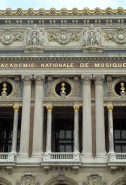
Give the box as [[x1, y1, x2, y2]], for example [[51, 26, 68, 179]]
[[73, 106, 79, 153], [19, 75, 32, 157], [107, 106, 116, 161], [46, 106, 53, 153], [93, 74, 105, 158], [107, 106, 115, 151], [11, 106, 19, 154], [32, 75, 45, 157], [81, 74, 92, 157]]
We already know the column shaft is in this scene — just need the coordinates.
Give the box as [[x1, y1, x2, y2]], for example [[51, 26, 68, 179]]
[[46, 106, 53, 153], [107, 106, 114, 153], [93, 74, 105, 157], [81, 75, 92, 157], [19, 75, 32, 156], [73, 106, 79, 153], [11, 106, 19, 153], [32, 75, 45, 156]]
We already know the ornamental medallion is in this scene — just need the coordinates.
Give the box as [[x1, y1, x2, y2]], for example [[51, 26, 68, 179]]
[[57, 32, 71, 44], [2, 32, 13, 45]]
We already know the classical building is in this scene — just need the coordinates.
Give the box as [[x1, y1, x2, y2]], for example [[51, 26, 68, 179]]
[[0, 7, 126, 185]]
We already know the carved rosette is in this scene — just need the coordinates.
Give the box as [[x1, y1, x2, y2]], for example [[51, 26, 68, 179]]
[[16, 173, 40, 185], [93, 74, 105, 85], [81, 74, 92, 85], [34, 74, 45, 86], [21, 75, 33, 86], [83, 173, 107, 185]]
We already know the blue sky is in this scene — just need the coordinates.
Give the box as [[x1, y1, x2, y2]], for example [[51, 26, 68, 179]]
[[0, 0, 126, 10]]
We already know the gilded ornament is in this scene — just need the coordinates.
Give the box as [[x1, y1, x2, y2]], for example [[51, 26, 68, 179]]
[[107, 106, 113, 112], [2, 83, 7, 92], [72, 8, 78, 15], [73, 106, 79, 112], [46, 106, 53, 112], [13, 106, 19, 112], [61, 83, 66, 92], [120, 82, 125, 92]]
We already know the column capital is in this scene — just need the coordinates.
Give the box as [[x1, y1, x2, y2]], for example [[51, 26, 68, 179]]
[[81, 74, 92, 84], [13, 106, 19, 112], [93, 74, 105, 85], [21, 75, 32, 86], [73, 106, 79, 112], [46, 106, 53, 112], [107, 106, 113, 112], [34, 74, 45, 85]]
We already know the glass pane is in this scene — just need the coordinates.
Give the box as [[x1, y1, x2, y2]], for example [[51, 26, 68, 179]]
[[115, 146, 121, 153], [115, 140, 126, 143], [66, 145, 72, 152], [114, 130, 120, 139], [59, 140, 72, 143], [122, 146, 126, 153], [59, 145, 65, 152], [59, 123, 65, 139], [66, 131, 72, 139], [121, 123, 126, 139]]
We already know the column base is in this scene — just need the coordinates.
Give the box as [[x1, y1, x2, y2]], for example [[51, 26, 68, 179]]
[[81, 153, 94, 162], [95, 153, 107, 163], [16, 153, 30, 163], [31, 152, 43, 162]]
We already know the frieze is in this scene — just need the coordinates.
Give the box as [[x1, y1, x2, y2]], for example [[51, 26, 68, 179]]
[[104, 28, 126, 44], [0, 31, 24, 45], [0, 62, 126, 68], [48, 31, 80, 44]]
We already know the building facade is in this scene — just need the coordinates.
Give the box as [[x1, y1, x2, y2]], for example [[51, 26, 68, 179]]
[[0, 7, 126, 185]]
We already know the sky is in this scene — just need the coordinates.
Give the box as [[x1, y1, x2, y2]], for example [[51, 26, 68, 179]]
[[0, 0, 126, 10]]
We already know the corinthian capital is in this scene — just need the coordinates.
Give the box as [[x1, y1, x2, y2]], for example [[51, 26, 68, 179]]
[[81, 74, 92, 84], [21, 75, 33, 86], [93, 74, 105, 85], [34, 74, 45, 85]]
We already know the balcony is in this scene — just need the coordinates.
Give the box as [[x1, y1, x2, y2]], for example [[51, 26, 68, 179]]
[[0, 153, 15, 165], [108, 152, 126, 169]]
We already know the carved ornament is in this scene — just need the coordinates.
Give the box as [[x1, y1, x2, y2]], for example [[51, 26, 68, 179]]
[[0, 31, 24, 45], [83, 173, 107, 185], [26, 25, 44, 47], [13, 106, 19, 112], [1, 7, 126, 15], [46, 106, 53, 112], [48, 31, 80, 44], [16, 173, 40, 185], [104, 28, 126, 44]]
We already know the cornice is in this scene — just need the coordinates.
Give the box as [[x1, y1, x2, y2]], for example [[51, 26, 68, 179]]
[[0, 7, 126, 16]]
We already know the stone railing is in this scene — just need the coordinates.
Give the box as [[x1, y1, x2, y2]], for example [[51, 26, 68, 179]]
[[108, 152, 126, 162], [116, 153, 126, 160], [0, 153, 15, 162], [43, 152, 80, 162]]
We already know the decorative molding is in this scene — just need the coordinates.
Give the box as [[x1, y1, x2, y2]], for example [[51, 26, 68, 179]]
[[0, 7, 126, 15], [16, 173, 40, 185], [0, 177, 12, 185], [107, 76, 112, 98], [104, 28, 126, 44], [21, 74, 33, 86], [74, 76, 79, 97], [48, 31, 80, 44], [83, 173, 107, 185], [0, 31, 24, 45], [15, 76, 20, 98], [47, 76, 52, 97]]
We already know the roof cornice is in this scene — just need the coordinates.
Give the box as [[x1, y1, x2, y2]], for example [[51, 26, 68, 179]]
[[0, 7, 126, 16]]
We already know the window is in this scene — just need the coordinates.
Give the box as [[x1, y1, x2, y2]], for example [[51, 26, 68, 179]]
[[114, 118, 126, 153], [54, 118, 74, 152]]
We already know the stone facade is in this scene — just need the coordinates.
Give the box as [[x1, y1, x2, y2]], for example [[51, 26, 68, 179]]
[[0, 7, 126, 185]]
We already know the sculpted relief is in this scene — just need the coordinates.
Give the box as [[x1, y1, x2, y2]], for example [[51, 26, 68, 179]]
[[83, 24, 101, 47], [16, 173, 40, 185], [83, 173, 107, 185], [26, 24, 44, 46]]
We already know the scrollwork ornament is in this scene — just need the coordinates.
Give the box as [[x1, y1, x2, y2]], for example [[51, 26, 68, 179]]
[[34, 74, 45, 85], [21, 75, 33, 86]]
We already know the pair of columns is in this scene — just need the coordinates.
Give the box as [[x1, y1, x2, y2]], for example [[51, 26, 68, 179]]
[[81, 74, 105, 158], [19, 74, 45, 158], [46, 106, 80, 153]]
